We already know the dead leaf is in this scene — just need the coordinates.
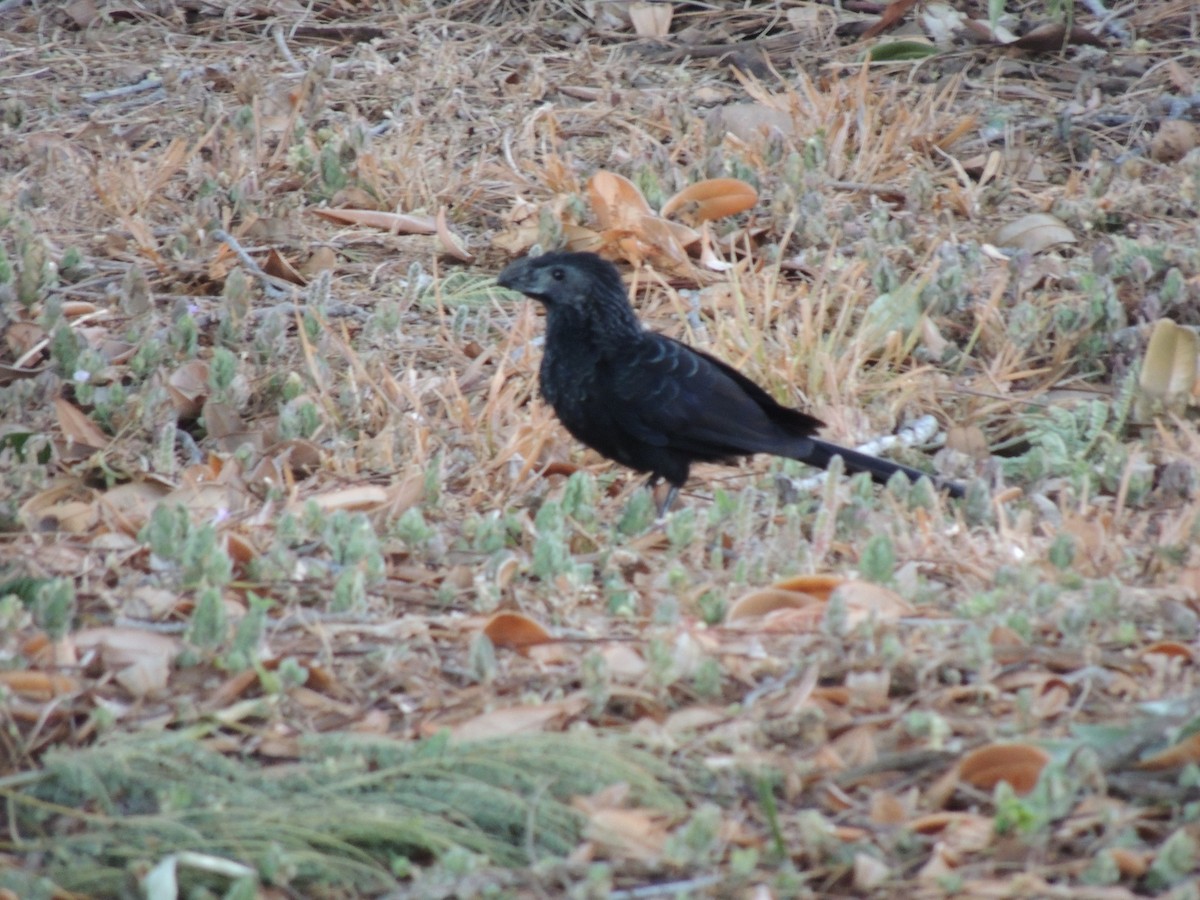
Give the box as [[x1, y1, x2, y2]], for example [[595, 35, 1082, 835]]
[[297, 485, 389, 513], [264, 439, 324, 480], [261, 248, 307, 286], [1107, 847, 1152, 878], [908, 812, 995, 853], [6, 321, 45, 363], [482, 611, 553, 653], [946, 423, 990, 457], [601, 643, 648, 680], [167, 360, 210, 418], [310, 207, 437, 235], [1135, 319, 1198, 421], [587, 170, 654, 232], [444, 694, 588, 740], [853, 852, 890, 891], [560, 224, 607, 254], [833, 723, 879, 767], [0, 361, 49, 386], [55, 396, 109, 452], [868, 790, 910, 825], [958, 743, 1050, 794], [1140, 641, 1194, 663], [74, 627, 180, 697], [1134, 732, 1200, 771], [64, 0, 101, 28], [698, 233, 733, 272], [1151, 120, 1199, 164], [95, 479, 173, 535], [628, 1, 672, 38], [18, 478, 97, 533], [992, 213, 1076, 254], [584, 807, 670, 862], [920, 2, 968, 45], [633, 215, 698, 270], [726, 586, 824, 622], [1008, 23, 1106, 52], [833, 580, 915, 627], [845, 669, 891, 711], [436, 206, 474, 262], [0, 670, 80, 699], [917, 843, 959, 882], [661, 178, 758, 225], [202, 397, 254, 453], [223, 531, 256, 567], [299, 245, 338, 276], [862, 0, 919, 40], [708, 103, 795, 143], [766, 573, 845, 600]]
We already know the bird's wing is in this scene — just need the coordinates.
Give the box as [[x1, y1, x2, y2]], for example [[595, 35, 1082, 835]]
[[610, 335, 820, 457]]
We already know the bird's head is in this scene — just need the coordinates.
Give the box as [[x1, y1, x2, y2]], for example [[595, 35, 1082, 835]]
[[497, 251, 644, 342], [496, 251, 620, 304]]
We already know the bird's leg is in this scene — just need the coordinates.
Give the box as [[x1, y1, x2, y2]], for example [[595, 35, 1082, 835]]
[[659, 485, 679, 516], [646, 476, 679, 517]]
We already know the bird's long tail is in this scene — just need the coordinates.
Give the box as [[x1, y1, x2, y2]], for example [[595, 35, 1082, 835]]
[[800, 437, 965, 498]]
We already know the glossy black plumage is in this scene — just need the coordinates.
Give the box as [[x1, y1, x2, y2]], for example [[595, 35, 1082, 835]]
[[497, 251, 963, 507]]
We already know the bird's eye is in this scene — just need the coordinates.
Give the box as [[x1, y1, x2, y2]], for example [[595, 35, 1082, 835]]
[[550, 268, 565, 281]]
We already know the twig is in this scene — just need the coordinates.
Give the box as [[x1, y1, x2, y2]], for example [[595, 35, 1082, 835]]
[[272, 25, 303, 74], [81, 67, 207, 103], [210, 229, 295, 300], [831, 748, 957, 786]]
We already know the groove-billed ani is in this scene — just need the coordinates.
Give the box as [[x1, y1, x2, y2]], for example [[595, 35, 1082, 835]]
[[497, 251, 964, 510]]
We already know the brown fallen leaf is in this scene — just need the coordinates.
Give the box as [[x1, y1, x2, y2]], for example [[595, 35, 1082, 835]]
[[299, 245, 338, 276], [1151, 120, 1199, 164], [297, 485, 390, 513], [1008, 22, 1106, 52], [55, 396, 109, 452], [628, 1, 672, 38], [992, 212, 1076, 254], [726, 586, 825, 622], [1140, 641, 1195, 663], [74, 626, 181, 697], [1107, 847, 1152, 878], [95, 478, 172, 535], [443, 693, 589, 741], [18, 478, 98, 533], [436, 206, 474, 262], [262, 247, 307, 286], [0, 670, 81, 700], [588, 170, 654, 233], [1134, 318, 1198, 422], [958, 742, 1050, 794], [660, 178, 758, 225], [167, 359, 210, 418], [908, 811, 995, 853], [482, 611, 553, 653], [310, 207, 437, 235], [583, 807, 671, 862], [1134, 732, 1200, 771], [833, 580, 916, 627], [862, 0, 919, 40]]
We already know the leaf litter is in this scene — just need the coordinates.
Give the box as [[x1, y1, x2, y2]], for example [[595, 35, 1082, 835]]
[[1, 0, 1200, 896]]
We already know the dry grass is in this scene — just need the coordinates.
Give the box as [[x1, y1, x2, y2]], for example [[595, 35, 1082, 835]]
[[2, 0, 1200, 896]]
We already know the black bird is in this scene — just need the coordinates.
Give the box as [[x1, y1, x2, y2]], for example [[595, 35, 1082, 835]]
[[497, 251, 964, 510]]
